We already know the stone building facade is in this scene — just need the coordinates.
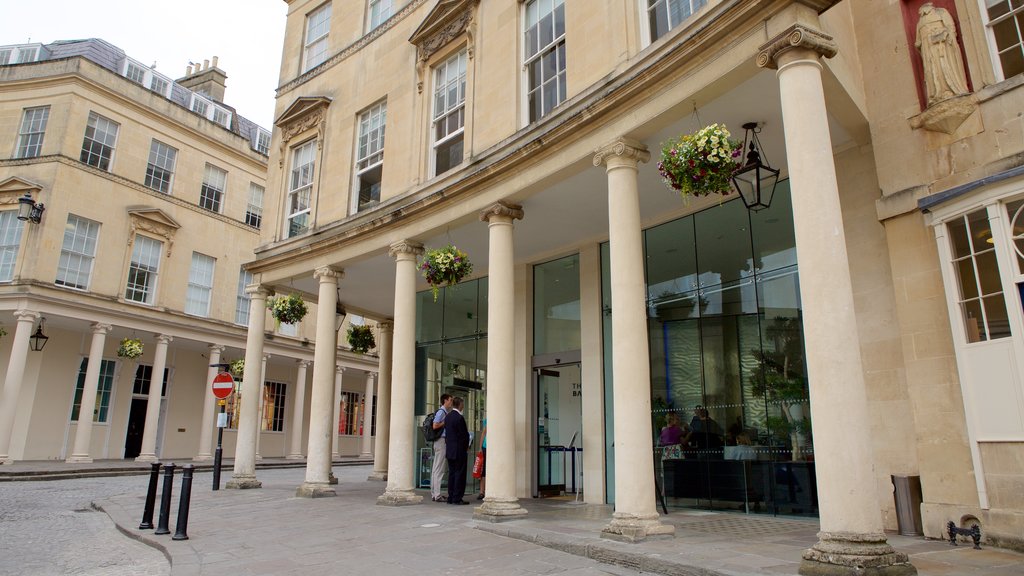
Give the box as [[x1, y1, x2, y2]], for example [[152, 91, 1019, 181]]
[[224, 0, 1023, 571], [0, 38, 381, 468]]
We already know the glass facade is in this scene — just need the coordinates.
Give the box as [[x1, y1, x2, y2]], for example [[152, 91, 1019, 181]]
[[603, 180, 815, 516], [414, 277, 488, 490]]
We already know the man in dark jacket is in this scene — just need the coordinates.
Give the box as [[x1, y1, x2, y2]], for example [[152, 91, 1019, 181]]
[[444, 396, 470, 504]]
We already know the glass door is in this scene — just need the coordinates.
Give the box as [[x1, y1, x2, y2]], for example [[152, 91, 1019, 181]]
[[535, 363, 582, 497]]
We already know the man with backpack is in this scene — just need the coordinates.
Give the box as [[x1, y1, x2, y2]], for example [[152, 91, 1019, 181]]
[[429, 394, 452, 502]]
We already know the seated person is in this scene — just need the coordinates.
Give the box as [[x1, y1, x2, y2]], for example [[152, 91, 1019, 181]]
[[685, 406, 724, 458], [725, 433, 757, 460], [659, 411, 687, 446]]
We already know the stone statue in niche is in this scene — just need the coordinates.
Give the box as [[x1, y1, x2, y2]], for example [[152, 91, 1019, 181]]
[[915, 2, 969, 106]]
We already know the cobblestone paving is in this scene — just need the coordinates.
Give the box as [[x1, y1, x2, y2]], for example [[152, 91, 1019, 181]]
[[0, 476, 170, 576]]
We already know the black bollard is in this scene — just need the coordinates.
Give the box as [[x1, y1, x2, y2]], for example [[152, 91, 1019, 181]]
[[154, 463, 176, 535], [173, 465, 195, 541], [139, 462, 162, 529]]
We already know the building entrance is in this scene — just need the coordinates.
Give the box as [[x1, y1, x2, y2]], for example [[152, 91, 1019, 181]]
[[533, 361, 582, 498]]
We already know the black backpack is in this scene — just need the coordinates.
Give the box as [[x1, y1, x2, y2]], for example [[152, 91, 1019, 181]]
[[422, 411, 442, 442]]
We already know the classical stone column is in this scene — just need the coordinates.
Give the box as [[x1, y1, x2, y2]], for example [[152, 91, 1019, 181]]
[[136, 334, 172, 463], [0, 310, 41, 464], [369, 321, 393, 481], [758, 19, 916, 576], [594, 138, 673, 542], [360, 371, 376, 457], [377, 240, 424, 506], [297, 266, 342, 498], [67, 323, 113, 463], [329, 365, 344, 485], [255, 353, 269, 461], [287, 360, 311, 460], [227, 285, 269, 489], [475, 202, 527, 522], [195, 344, 225, 462]]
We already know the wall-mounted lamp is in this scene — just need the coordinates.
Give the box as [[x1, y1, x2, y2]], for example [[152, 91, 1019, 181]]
[[17, 192, 45, 224], [30, 317, 49, 352], [731, 122, 780, 212]]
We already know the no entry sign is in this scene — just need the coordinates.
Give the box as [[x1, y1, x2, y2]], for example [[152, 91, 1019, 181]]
[[212, 372, 235, 399]]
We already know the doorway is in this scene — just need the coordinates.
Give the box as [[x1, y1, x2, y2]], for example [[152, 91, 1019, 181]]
[[533, 361, 582, 497], [123, 398, 146, 458]]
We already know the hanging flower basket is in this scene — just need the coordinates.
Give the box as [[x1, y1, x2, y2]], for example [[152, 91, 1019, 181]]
[[658, 123, 742, 198], [0, 326, 7, 339], [347, 324, 376, 354], [267, 293, 308, 325], [421, 244, 473, 301], [230, 359, 245, 379], [118, 338, 144, 360]]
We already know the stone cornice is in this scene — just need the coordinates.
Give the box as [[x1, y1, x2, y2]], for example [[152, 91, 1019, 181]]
[[756, 23, 838, 69], [388, 240, 425, 259], [0, 155, 260, 233], [277, 0, 429, 96], [593, 138, 651, 167], [479, 201, 524, 223]]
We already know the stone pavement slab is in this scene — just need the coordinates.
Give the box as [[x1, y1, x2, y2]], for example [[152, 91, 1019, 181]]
[[90, 464, 1024, 576]]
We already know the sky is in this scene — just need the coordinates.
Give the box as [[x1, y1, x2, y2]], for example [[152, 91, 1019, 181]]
[[0, 0, 288, 129]]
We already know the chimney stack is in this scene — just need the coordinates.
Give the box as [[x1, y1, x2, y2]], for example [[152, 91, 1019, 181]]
[[176, 56, 228, 102]]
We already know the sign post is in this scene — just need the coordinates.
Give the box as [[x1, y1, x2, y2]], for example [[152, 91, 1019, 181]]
[[210, 366, 235, 491]]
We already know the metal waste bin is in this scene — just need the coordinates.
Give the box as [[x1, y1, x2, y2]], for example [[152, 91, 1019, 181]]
[[891, 475, 923, 536]]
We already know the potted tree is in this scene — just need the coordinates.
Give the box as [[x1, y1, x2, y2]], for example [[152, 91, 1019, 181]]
[[749, 316, 811, 460]]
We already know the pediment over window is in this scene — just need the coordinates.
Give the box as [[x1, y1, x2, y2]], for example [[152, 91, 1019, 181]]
[[275, 96, 332, 166], [409, 0, 478, 62], [0, 177, 43, 206], [128, 207, 180, 257]]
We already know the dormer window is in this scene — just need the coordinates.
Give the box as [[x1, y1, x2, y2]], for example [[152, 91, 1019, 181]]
[[120, 58, 173, 98]]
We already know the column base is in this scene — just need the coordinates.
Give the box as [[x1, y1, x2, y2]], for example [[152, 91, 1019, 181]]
[[285, 453, 305, 460], [296, 482, 337, 498], [601, 511, 675, 543], [1, 457, 13, 465], [799, 531, 918, 576], [135, 453, 158, 463], [376, 488, 423, 506], [367, 471, 388, 481], [225, 474, 262, 489], [192, 454, 213, 462], [473, 497, 528, 522], [65, 454, 93, 464], [255, 454, 263, 461]]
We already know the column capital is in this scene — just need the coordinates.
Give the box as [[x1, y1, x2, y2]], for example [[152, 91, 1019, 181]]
[[314, 266, 344, 281], [366, 371, 377, 380], [335, 365, 345, 375], [262, 353, 272, 362], [297, 359, 312, 368], [245, 284, 271, 298], [378, 320, 394, 333], [91, 323, 112, 335], [593, 138, 650, 169], [156, 334, 173, 345], [208, 344, 226, 354], [388, 240, 424, 260], [479, 201, 524, 223], [756, 23, 837, 70], [13, 309, 40, 323]]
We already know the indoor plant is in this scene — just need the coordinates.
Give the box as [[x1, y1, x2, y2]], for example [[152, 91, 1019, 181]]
[[421, 244, 473, 301], [117, 337, 144, 360], [347, 324, 376, 354], [267, 293, 308, 325], [658, 123, 742, 198]]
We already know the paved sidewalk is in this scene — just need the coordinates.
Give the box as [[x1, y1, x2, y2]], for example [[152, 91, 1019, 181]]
[[91, 465, 1023, 576]]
